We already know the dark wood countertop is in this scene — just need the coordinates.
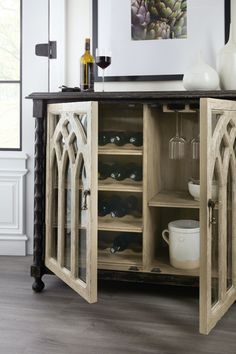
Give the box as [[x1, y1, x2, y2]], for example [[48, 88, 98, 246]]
[[27, 90, 236, 118], [27, 90, 236, 102]]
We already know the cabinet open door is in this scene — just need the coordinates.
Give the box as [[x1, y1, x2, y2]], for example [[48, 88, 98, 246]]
[[45, 102, 98, 303], [200, 98, 236, 334]]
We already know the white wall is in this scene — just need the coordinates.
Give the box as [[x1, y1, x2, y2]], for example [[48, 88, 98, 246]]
[[65, 0, 236, 92]]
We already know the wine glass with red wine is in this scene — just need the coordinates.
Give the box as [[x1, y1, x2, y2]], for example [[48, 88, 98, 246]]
[[95, 48, 111, 92]]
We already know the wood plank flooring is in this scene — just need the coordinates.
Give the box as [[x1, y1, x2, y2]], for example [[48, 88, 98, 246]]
[[0, 256, 235, 354]]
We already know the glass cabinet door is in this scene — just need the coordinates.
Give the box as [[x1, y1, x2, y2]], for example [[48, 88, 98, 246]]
[[200, 98, 236, 334], [45, 101, 98, 303]]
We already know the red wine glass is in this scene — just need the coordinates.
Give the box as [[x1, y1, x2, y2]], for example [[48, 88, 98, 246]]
[[95, 48, 111, 92]]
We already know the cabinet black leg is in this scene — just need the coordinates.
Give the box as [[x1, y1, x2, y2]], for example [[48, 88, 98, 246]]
[[32, 277, 45, 293], [31, 114, 47, 293]]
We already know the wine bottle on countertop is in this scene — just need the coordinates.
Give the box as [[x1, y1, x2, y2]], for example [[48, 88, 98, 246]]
[[128, 132, 143, 147], [80, 38, 95, 92]]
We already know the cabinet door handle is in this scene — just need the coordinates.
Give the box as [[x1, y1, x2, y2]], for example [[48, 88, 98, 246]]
[[82, 189, 91, 210], [208, 199, 216, 226]]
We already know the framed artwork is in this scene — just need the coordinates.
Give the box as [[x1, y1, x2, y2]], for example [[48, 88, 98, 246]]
[[92, 0, 230, 82]]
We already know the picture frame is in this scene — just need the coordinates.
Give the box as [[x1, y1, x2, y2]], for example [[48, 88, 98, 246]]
[[92, 0, 230, 82]]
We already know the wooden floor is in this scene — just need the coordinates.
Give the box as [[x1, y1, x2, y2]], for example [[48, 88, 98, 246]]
[[0, 257, 236, 354]]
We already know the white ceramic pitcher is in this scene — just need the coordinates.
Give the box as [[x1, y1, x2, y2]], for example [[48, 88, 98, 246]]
[[162, 220, 200, 270]]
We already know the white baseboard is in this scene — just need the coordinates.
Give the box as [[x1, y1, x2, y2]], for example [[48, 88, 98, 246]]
[[0, 235, 28, 256]]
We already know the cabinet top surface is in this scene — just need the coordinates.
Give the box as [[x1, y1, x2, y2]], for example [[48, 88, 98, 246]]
[[27, 90, 236, 102]]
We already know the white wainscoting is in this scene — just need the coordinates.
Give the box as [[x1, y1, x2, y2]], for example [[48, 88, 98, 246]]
[[0, 153, 28, 255]]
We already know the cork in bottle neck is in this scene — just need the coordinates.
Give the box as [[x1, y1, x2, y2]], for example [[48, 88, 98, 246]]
[[85, 38, 90, 51]]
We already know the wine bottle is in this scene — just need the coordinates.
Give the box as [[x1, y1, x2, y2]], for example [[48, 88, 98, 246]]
[[110, 234, 130, 254], [110, 163, 127, 181], [126, 163, 142, 181], [128, 132, 143, 147], [110, 195, 127, 218], [98, 162, 111, 180], [110, 233, 142, 254], [98, 131, 111, 146], [98, 198, 111, 217], [124, 195, 138, 211], [125, 195, 142, 218], [110, 132, 127, 146], [80, 38, 95, 91]]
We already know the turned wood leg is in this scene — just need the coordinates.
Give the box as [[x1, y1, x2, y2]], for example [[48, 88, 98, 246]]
[[31, 110, 47, 292], [32, 277, 45, 293]]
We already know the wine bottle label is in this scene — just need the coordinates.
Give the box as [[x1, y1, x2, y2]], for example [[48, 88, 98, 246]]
[[80, 63, 94, 91]]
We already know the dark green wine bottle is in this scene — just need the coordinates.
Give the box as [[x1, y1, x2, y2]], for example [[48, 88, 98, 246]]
[[110, 132, 127, 146], [110, 163, 127, 181], [110, 233, 142, 254], [124, 195, 138, 211], [98, 131, 111, 146], [110, 234, 130, 253], [98, 198, 111, 217], [98, 162, 111, 180], [126, 163, 142, 181], [110, 195, 127, 218], [128, 132, 143, 147]]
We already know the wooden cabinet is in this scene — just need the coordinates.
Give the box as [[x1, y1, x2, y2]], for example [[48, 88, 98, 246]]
[[29, 91, 236, 334]]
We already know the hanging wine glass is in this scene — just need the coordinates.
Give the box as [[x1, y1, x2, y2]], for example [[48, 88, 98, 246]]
[[169, 111, 186, 159], [190, 135, 200, 160], [191, 110, 200, 160]]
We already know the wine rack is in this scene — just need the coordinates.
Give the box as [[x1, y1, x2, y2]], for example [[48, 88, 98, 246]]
[[97, 103, 144, 270], [98, 231, 142, 271]]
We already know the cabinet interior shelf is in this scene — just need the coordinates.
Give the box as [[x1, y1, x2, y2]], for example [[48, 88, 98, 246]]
[[98, 144, 143, 156], [150, 256, 199, 277], [98, 215, 143, 232], [149, 190, 199, 209], [98, 249, 142, 265], [98, 178, 142, 192]]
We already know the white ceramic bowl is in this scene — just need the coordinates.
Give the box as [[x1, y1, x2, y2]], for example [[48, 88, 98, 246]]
[[188, 181, 218, 201], [188, 181, 200, 201]]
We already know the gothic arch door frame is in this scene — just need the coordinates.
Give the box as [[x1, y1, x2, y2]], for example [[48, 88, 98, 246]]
[[200, 98, 236, 334], [45, 102, 98, 303]]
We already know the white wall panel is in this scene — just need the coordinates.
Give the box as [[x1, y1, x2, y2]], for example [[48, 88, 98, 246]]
[[0, 154, 28, 255]]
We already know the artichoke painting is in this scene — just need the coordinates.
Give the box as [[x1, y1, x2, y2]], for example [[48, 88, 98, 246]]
[[131, 0, 187, 40]]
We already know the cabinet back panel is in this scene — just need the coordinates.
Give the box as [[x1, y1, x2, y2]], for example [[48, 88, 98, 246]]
[[150, 109, 199, 192], [98, 103, 143, 132]]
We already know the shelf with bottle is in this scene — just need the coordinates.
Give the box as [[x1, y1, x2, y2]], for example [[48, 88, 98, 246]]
[[98, 130, 143, 155], [98, 231, 143, 270], [98, 156, 143, 192], [98, 192, 143, 232]]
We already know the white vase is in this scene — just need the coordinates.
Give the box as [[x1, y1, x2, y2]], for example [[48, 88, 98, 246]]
[[218, 24, 236, 90], [183, 52, 219, 91]]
